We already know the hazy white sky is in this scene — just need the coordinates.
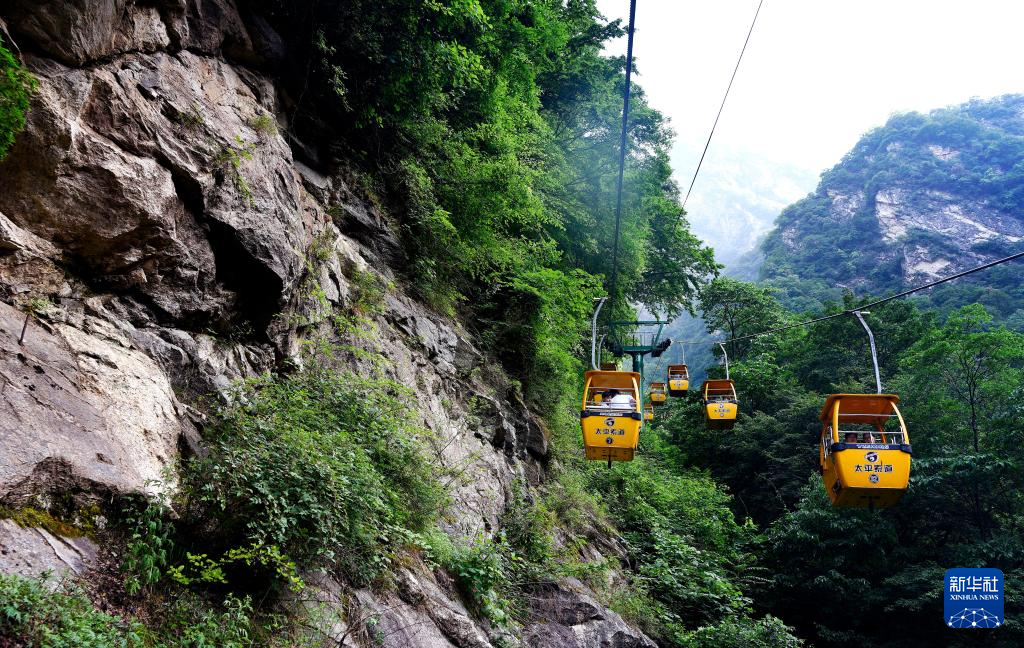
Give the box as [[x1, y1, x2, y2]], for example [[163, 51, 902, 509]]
[[596, 0, 1024, 192]]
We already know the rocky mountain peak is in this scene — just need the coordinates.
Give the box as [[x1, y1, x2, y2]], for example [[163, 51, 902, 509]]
[[760, 94, 1024, 319]]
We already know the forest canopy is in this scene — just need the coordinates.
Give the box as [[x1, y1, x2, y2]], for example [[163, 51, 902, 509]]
[[251, 0, 717, 410], [648, 279, 1024, 647]]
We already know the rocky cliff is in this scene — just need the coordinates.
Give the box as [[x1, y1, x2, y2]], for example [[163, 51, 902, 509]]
[[0, 2, 654, 645], [760, 95, 1024, 318]]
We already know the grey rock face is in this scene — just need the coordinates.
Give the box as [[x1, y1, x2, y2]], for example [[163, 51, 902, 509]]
[[0, 519, 99, 579], [349, 567, 494, 648], [523, 580, 658, 648], [875, 188, 1024, 279], [0, 300, 185, 501], [0, 48, 306, 328], [4, 0, 169, 66]]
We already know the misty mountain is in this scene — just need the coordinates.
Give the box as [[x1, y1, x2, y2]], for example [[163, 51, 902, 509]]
[[678, 145, 817, 266]]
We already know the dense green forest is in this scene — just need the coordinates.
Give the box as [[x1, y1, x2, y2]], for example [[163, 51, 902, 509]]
[[653, 280, 1024, 646], [761, 95, 1024, 324]]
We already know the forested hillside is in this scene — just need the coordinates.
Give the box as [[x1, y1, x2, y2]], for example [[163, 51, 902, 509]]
[[658, 279, 1024, 647], [761, 95, 1024, 323]]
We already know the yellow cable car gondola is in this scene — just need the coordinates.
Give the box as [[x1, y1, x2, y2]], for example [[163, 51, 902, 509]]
[[581, 370, 642, 464], [644, 403, 655, 422], [649, 382, 667, 405], [819, 394, 911, 508], [667, 364, 689, 396], [702, 379, 738, 429]]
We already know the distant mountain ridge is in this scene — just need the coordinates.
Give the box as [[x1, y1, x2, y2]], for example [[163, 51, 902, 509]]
[[759, 94, 1024, 323], [678, 145, 816, 266]]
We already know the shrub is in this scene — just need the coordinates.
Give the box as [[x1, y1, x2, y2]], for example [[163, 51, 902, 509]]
[[248, 113, 277, 137], [182, 367, 445, 585], [0, 572, 144, 647], [120, 497, 174, 596], [156, 593, 257, 648], [446, 536, 517, 626], [215, 136, 256, 205], [0, 35, 36, 161], [167, 543, 304, 594], [500, 490, 557, 567], [677, 615, 803, 648]]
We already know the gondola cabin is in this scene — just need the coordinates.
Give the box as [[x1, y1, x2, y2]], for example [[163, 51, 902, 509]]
[[650, 382, 667, 405], [667, 364, 689, 396], [644, 403, 655, 422], [819, 394, 911, 508], [580, 370, 643, 463], [703, 379, 738, 429]]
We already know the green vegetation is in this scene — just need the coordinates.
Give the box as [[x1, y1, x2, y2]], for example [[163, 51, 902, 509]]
[[181, 368, 445, 586], [761, 94, 1024, 325], [0, 571, 320, 647], [216, 136, 257, 206], [248, 113, 277, 137], [261, 0, 716, 414], [656, 280, 1024, 647], [0, 506, 86, 539], [168, 102, 205, 129], [120, 498, 174, 596], [0, 572, 145, 647], [0, 362, 443, 646], [556, 420, 800, 646], [0, 34, 35, 161]]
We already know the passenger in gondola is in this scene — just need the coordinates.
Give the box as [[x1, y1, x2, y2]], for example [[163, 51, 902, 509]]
[[845, 432, 858, 444], [606, 389, 636, 410]]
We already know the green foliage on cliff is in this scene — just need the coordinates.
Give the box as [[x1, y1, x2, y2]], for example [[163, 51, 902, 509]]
[[0, 571, 318, 647], [264, 0, 717, 412], [0, 34, 35, 161], [538, 382, 801, 646], [761, 94, 1024, 323], [182, 368, 445, 585], [0, 572, 144, 647], [663, 280, 1024, 647]]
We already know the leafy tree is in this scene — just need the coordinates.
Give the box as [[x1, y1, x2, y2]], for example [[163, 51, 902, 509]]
[[676, 292, 1024, 646], [699, 277, 784, 361], [786, 296, 930, 394], [897, 304, 1024, 454]]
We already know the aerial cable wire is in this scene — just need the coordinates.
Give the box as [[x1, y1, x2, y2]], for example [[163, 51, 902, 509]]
[[607, 0, 638, 309], [682, 0, 765, 208], [667, 249, 1024, 346]]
